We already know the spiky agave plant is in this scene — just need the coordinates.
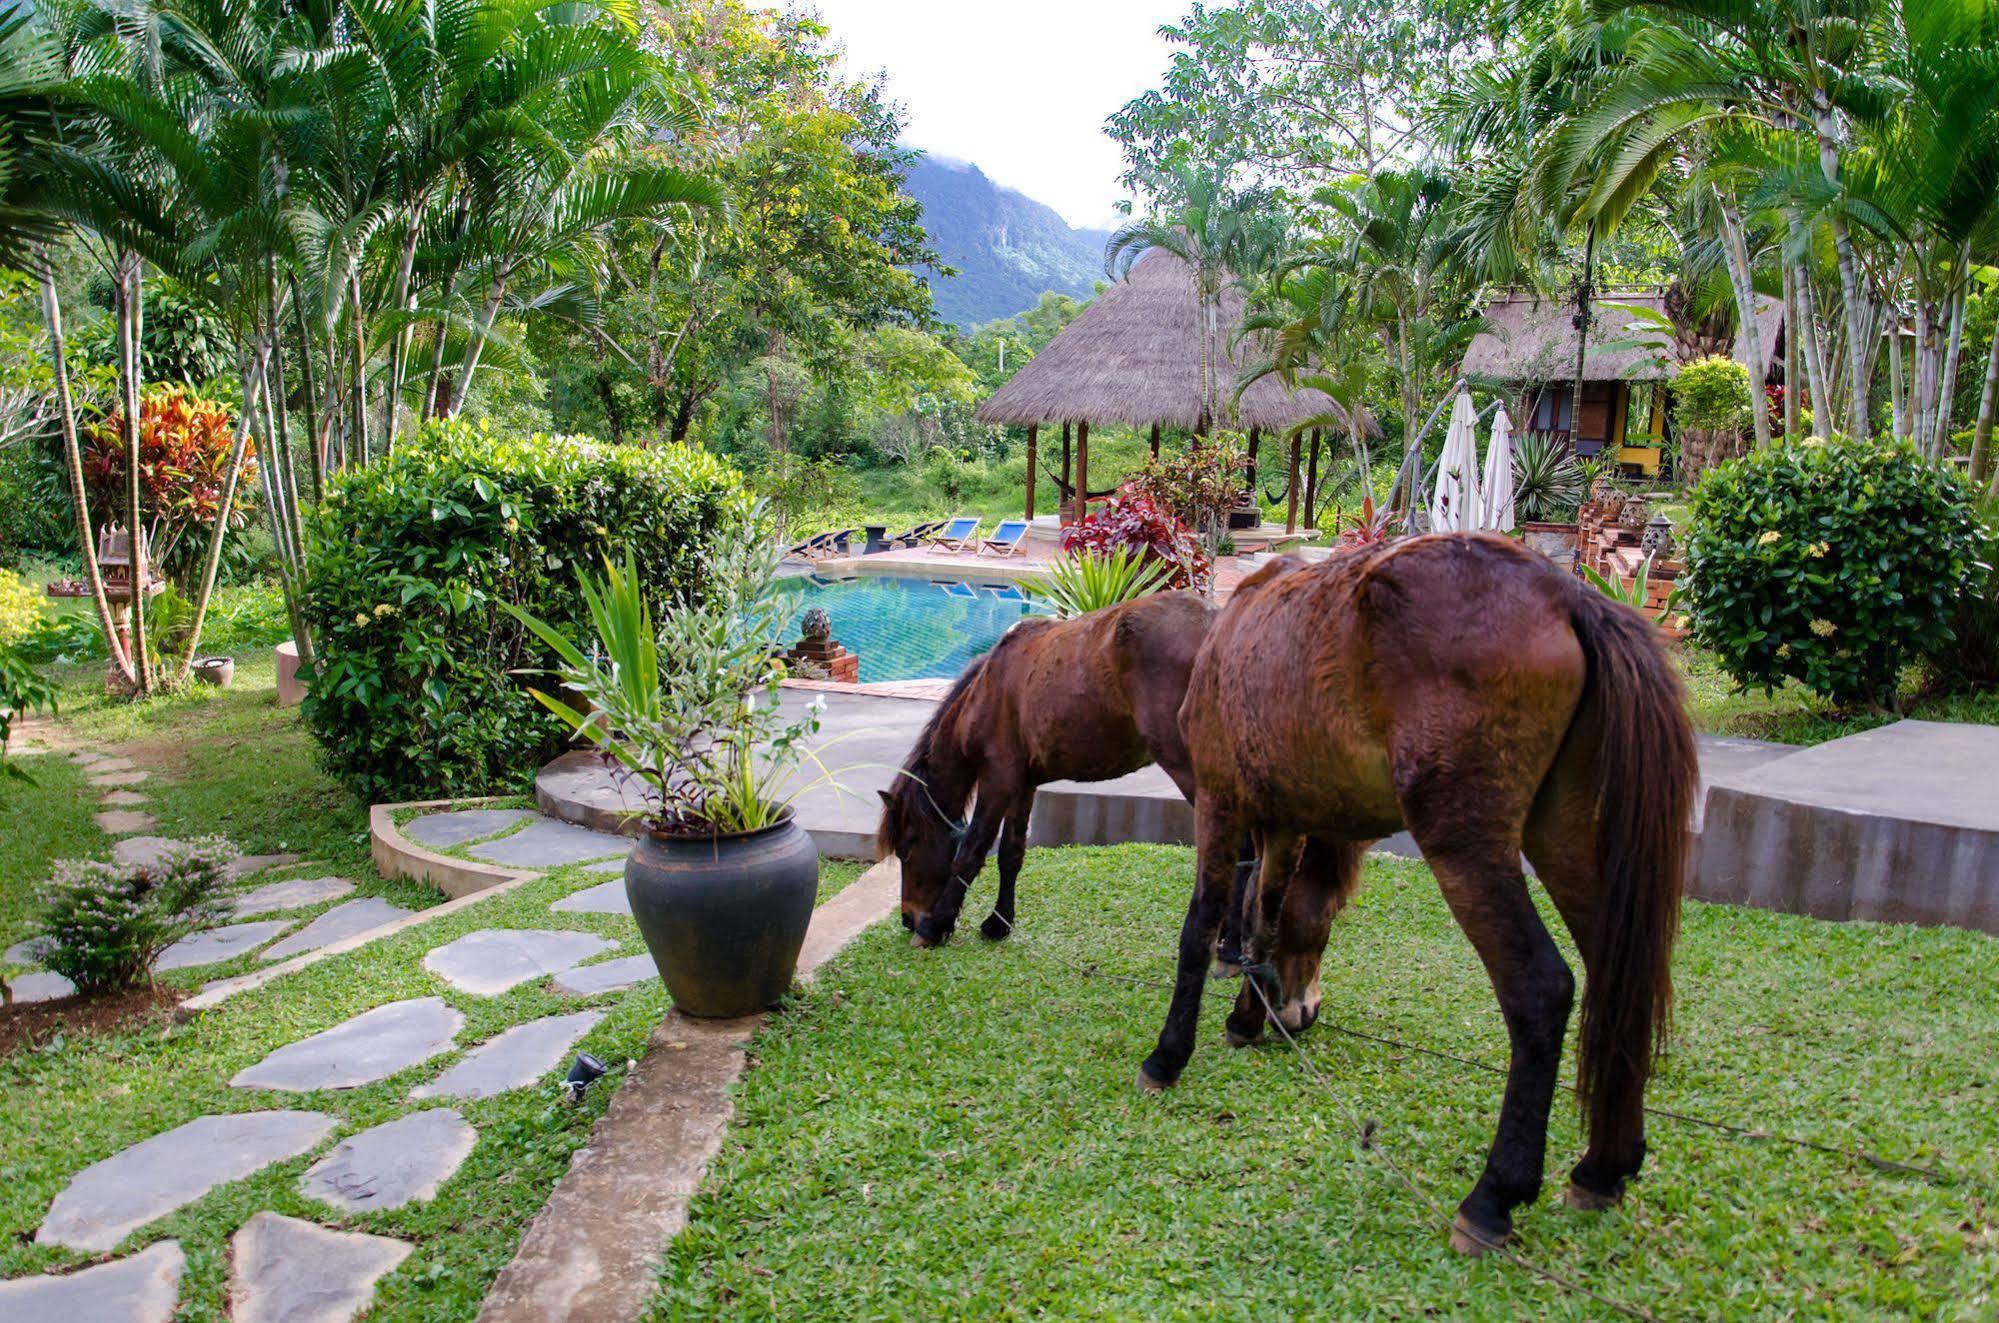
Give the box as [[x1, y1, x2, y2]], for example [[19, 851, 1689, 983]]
[[1512, 432, 1586, 521], [1023, 547, 1175, 619]]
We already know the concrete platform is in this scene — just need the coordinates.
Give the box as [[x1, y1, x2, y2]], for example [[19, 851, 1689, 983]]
[[1693, 720, 1999, 933]]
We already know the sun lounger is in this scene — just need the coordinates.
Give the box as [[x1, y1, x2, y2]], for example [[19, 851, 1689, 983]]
[[887, 519, 946, 549], [784, 527, 855, 560], [930, 517, 980, 552], [977, 520, 1029, 557]]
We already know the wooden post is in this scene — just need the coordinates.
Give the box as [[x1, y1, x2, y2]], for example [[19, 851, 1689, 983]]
[[1304, 429, 1322, 529], [1149, 423, 1161, 459], [1059, 422, 1073, 526], [1285, 431, 1302, 533], [1075, 420, 1090, 524], [1023, 423, 1038, 522], [1245, 426, 1261, 486]]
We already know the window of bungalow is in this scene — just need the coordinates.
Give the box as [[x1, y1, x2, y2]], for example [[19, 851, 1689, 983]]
[[1530, 389, 1572, 432], [1624, 383, 1659, 445]]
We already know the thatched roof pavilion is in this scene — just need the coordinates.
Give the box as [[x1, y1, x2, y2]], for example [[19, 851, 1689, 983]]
[[1461, 289, 1784, 384], [974, 249, 1363, 532]]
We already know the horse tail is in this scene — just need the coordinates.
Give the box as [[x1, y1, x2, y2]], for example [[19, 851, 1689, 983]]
[[1564, 587, 1697, 1160]]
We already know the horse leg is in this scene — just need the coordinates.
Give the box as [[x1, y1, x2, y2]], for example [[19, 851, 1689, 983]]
[[1212, 836, 1260, 977], [1138, 796, 1245, 1091], [1409, 826, 1575, 1255], [1223, 830, 1301, 1046], [913, 790, 1009, 948], [1525, 770, 1648, 1212], [978, 793, 1033, 941]]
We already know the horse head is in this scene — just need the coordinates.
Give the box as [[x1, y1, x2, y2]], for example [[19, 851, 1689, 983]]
[[876, 768, 964, 939]]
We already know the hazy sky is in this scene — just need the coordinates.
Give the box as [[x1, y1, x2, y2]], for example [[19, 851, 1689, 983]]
[[806, 0, 1189, 229]]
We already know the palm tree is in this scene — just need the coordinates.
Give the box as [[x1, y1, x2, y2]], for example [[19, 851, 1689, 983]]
[[1106, 163, 1287, 435]]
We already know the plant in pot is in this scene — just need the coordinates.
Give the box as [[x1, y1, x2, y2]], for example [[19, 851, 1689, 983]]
[[508, 534, 825, 1019]]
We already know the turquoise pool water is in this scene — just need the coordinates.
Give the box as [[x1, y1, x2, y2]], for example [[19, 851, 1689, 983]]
[[778, 574, 1045, 682]]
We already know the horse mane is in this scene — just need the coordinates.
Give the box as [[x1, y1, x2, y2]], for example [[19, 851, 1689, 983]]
[[876, 654, 990, 854]]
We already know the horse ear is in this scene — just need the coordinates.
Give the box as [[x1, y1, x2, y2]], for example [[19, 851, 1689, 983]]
[[876, 789, 895, 806]]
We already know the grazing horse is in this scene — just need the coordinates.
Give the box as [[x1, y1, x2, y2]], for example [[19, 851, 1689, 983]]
[[877, 591, 1215, 948], [1140, 535, 1697, 1256]]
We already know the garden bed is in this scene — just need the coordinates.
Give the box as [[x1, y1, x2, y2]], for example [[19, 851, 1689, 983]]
[[657, 844, 1998, 1319]]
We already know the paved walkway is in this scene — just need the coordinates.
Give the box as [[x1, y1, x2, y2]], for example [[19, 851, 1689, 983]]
[[6, 783, 655, 1320]]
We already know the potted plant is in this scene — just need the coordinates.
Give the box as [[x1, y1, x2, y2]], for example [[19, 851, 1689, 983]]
[[509, 533, 825, 1018]]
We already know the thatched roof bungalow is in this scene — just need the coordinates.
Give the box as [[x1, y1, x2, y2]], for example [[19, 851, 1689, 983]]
[[1461, 289, 1784, 474], [975, 249, 1363, 532]]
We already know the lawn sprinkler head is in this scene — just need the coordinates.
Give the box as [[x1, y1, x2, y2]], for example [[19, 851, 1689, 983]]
[[561, 1052, 608, 1103]]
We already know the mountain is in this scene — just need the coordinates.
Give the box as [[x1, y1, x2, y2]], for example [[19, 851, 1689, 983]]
[[904, 154, 1112, 329]]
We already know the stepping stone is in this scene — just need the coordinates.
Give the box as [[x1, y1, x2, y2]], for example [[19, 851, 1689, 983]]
[[94, 810, 158, 835], [85, 756, 135, 773], [422, 929, 615, 996], [8, 970, 76, 1003], [466, 818, 627, 869], [231, 852, 303, 879], [551, 954, 656, 997], [154, 920, 290, 971], [230, 876, 356, 917], [299, 1110, 476, 1213], [550, 878, 630, 916], [229, 1212, 411, 1323], [36, 1111, 334, 1252], [403, 807, 534, 849], [70, 750, 110, 766], [583, 856, 627, 876], [232, 998, 464, 1093], [260, 898, 413, 962], [99, 789, 152, 807], [413, 1010, 605, 1100], [113, 838, 298, 880], [89, 769, 150, 787], [0, 1240, 184, 1320]]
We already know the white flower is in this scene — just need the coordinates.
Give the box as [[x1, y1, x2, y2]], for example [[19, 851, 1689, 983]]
[[807, 695, 826, 717]]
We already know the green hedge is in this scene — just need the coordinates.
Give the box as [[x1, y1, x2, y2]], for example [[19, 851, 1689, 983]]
[[1682, 436, 1986, 705], [302, 421, 755, 803]]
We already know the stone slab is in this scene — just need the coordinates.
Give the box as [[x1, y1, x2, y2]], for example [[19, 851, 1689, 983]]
[[89, 769, 150, 787], [551, 954, 656, 997], [583, 857, 627, 876], [550, 879, 630, 916], [422, 929, 614, 996], [412, 1010, 605, 1101], [231, 876, 357, 917], [300, 1110, 476, 1213], [403, 808, 535, 849], [1694, 719, 1999, 933], [232, 998, 464, 1092], [85, 756, 135, 773], [0, 1240, 184, 1321], [3, 939, 39, 964], [69, 749, 110, 766], [154, 920, 291, 971], [94, 810, 157, 835], [232, 852, 304, 879], [466, 818, 628, 869], [99, 789, 151, 808], [477, 859, 901, 1323], [8, 970, 76, 1003], [260, 898, 413, 962], [36, 1111, 334, 1252], [229, 1212, 411, 1323]]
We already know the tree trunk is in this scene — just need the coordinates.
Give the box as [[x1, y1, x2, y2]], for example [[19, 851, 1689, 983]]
[[1284, 432, 1301, 533], [1716, 192, 1771, 451], [1814, 102, 1872, 438], [40, 262, 134, 684], [1934, 277, 1968, 461], [175, 341, 268, 684], [115, 253, 152, 695], [267, 264, 306, 558], [1798, 266, 1832, 430], [452, 267, 510, 417], [379, 197, 426, 455], [290, 280, 323, 499], [1148, 423, 1160, 460], [1567, 223, 1598, 455], [1059, 422, 1072, 525], [1075, 421, 1089, 525], [1245, 426, 1260, 487], [1304, 429, 1322, 529], [764, 327, 788, 453], [1967, 318, 1999, 485], [1782, 264, 1800, 440]]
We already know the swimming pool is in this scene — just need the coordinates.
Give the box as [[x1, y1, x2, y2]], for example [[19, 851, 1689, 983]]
[[776, 573, 1045, 682]]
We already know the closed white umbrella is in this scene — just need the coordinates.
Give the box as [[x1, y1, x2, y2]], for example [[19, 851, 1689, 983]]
[[1428, 391, 1481, 532], [1479, 404, 1516, 531]]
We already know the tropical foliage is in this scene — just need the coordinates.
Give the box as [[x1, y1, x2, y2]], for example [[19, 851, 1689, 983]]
[[28, 838, 237, 993], [1024, 548, 1175, 619], [1061, 491, 1213, 593]]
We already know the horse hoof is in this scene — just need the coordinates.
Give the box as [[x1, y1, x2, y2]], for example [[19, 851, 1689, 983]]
[[1225, 1021, 1263, 1048], [1563, 1182, 1622, 1212], [1448, 1213, 1511, 1257], [1135, 1060, 1176, 1093], [910, 932, 940, 950], [1211, 959, 1241, 979], [978, 914, 1012, 941]]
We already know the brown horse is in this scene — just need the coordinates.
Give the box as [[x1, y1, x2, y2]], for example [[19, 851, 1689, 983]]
[[877, 591, 1216, 948], [1141, 534, 1696, 1256]]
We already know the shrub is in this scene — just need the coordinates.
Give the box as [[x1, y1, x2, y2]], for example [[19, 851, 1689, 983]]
[[0, 566, 43, 647], [1674, 355, 1754, 434], [1061, 490, 1212, 592], [30, 838, 237, 994], [303, 420, 754, 802], [1125, 437, 1247, 533], [1926, 494, 1999, 689], [83, 385, 255, 587], [1682, 436, 1987, 705]]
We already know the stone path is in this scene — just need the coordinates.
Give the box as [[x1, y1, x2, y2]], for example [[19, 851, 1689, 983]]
[[550, 878, 630, 916], [232, 997, 466, 1092], [261, 898, 413, 962], [231, 876, 355, 917], [413, 1010, 606, 1101], [552, 954, 656, 997], [300, 1109, 476, 1213], [423, 929, 615, 995], [0, 1240, 184, 1321], [229, 1213, 412, 1323], [155, 920, 294, 971], [37, 1111, 336, 1252]]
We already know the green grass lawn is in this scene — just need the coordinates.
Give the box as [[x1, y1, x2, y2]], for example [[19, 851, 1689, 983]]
[[653, 844, 1999, 1321]]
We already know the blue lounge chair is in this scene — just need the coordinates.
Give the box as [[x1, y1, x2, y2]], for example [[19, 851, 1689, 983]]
[[887, 519, 946, 549], [930, 517, 980, 552], [977, 520, 1029, 557]]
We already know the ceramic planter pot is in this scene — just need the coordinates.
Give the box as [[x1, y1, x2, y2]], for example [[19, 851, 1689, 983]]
[[625, 813, 819, 1018], [191, 656, 235, 688]]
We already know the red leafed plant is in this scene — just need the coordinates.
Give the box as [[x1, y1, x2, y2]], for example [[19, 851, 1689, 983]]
[[1336, 495, 1403, 549], [84, 385, 254, 582], [1060, 488, 1213, 591]]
